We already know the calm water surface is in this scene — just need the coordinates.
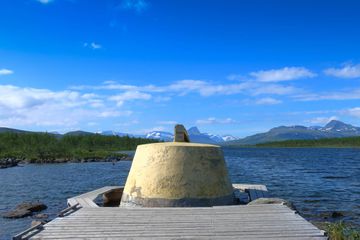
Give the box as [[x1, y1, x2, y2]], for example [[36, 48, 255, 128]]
[[0, 147, 359, 239]]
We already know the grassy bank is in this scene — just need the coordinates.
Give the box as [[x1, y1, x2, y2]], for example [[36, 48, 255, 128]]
[[325, 222, 359, 240], [256, 136, 360, 148], [0, 132, 158, 163]]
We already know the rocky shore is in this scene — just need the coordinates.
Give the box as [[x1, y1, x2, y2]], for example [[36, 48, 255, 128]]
[[0, 158, 20, 169], [0, 155, 133, 169], [2, 202, 47, 219]]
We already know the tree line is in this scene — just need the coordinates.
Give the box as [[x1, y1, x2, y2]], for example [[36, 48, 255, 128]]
[[256, 136, 360, 147], [0, 132, 158, 163]]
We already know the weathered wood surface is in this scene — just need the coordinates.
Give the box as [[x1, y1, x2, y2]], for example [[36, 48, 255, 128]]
[[67, 186, 123, 208], [69, 184, 267, 208], [233, 183, 269, 202], [29, 204, 326, 239]]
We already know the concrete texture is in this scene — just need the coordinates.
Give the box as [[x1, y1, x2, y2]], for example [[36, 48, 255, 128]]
[[120, 142, 234, 207]]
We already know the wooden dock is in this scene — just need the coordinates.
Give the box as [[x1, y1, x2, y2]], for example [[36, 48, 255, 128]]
[[15, 185, 327, 240]]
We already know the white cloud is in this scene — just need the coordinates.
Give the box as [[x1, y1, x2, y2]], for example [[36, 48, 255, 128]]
[[37, 0, 53, 4], [168, 80, 253, 96], [250, 67, 316, 82], [343, 107, 360, 118], [71, 79, 299, 99], [295, 88, 360, 101], [196, 117, 236, 125], [91, 43, 102, 49], [0, 85, 80, 109], [168, 80, 297, 97], [99, 110, 132, 118], [84, 42, 102, 50], [103, 80, 117, 85], [0, 85, 133, 129], [306, 116, 338, 124], [252, 84, 297, 95], [109, 91, 151, 106], [81, 93, 99, 99], [0, 69, 14, 76], [227, 74, 246, 81], [121, 0, 149, 13], [255, 97, 282, 105], [324, 63, 360, 78], [154, 96, 171, 102]]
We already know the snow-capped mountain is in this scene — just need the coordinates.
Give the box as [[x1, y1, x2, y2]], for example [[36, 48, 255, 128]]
[[318, 120, 360, 133], [145, 131, 174, 142], [222, 135, 239, 142], [98, 130, 133, 137], [143, 126, 238, 144], [188, 128, 218, 144], [206, 133, 225, 143], [227, 120, 360, 145]]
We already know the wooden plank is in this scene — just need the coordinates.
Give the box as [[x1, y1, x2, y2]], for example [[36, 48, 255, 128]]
[[232, 183, 270, 201], [30, 203, 326, 240], [67, 186, 124, 208]]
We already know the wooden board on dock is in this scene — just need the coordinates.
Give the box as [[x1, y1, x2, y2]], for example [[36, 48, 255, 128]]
[[28, 204, 326, 240], [67, 186, 122, 208], [233, 183, 269, 202], [68, 184, 269, 208]]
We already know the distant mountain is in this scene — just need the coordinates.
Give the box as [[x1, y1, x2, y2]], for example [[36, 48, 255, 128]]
[[226, 120, 360, 145], [320, 120, 359, 133], [0, 127, 30, 134], [144, 126, 238, 144], [0, 127, 61, 137], [187, 127, 201, 135], [145, 131, 173, 142], [3, 120, 358, 146], [222, 135, 239, 142], [187, 127, 218, 144], [64, 130, 95, 136], [98, 130, 134, 137]]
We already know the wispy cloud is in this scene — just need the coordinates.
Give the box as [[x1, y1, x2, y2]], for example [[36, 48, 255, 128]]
[[250, 67, 316, 82], [168, 80, 254, 96], [343, 107, 360, 118], [84, 42, 102, 50], [0, 69, 14, 76], [295, 88, 360, 101], [324, 63, 360, 78], [71, 79, 299, 98], [227, 74, 246, 81], [108, 91, 152, 106], [255, 97, 282, 105], [0, 85, 132, 128], [36, 0, 53, 4], [196, 117, 236, 125], [121, 0, 149, 13], [306, 116, 338, 124], [251, 84, 297, 95], [99, 110, 132, 118]]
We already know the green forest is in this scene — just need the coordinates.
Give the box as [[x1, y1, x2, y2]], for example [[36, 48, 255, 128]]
[[0, 132, 158, 163], [256, 136, 360, 148]]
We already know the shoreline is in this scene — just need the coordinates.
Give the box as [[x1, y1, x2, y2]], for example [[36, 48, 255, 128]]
[[224, 145, 360, 149], [0, 155, 133, 169]]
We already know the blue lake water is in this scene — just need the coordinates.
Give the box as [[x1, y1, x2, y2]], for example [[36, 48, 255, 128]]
[[0, 147, 359, 239]]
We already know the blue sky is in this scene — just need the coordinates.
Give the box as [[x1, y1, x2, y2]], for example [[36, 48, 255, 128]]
[[1, 0, 360, 137]]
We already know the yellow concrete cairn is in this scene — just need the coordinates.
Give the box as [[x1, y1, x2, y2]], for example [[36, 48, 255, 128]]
[[120, 125, 234, 207]]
